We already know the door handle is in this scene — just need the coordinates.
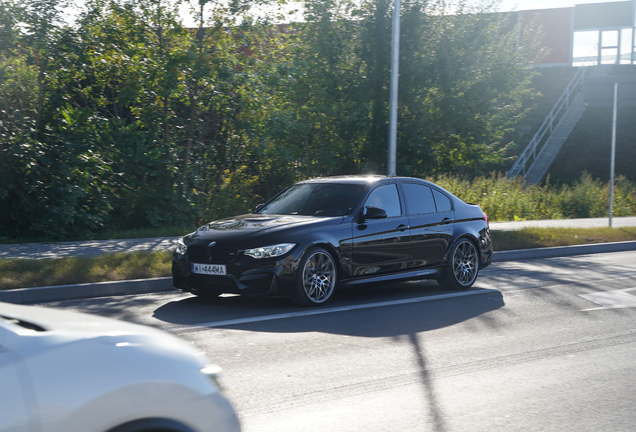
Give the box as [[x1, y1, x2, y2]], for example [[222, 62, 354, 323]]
[[397, 224, 410, 231], [442, 217, 453, 223]]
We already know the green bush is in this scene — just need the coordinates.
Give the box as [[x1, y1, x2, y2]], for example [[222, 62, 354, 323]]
[[433, 172, 636, 222]]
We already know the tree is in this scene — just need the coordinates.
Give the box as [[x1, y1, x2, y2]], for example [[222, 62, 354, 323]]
[[0, 0, 116, 239], [256, 0, 539, 181], [393, 1, 541, 176], [0, 0, 542, 240]]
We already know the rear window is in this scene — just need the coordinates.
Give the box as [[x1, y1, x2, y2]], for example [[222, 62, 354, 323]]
[[432, 189, 452, 212]]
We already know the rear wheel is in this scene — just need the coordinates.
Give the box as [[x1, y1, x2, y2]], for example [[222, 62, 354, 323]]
[[291, 247, 338, 306], [437, 238, 479, 290]]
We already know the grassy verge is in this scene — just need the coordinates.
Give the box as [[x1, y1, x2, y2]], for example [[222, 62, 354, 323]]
[[1, 227, 636, 290], [0, 251, 172, 290], [492, 227, 636, 251]]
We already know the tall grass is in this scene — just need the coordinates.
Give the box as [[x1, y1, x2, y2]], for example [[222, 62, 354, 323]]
[[491, 227, 636, 251], [3, 172, 635, 246], [432, 172, 636, 222], [0, 251, 171, 289]]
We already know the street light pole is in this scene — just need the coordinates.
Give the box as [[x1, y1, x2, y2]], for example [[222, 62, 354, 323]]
[[387, 0, 400, 177], [609, 82, 618, 227]]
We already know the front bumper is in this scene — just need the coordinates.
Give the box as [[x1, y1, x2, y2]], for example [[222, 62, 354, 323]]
[[172, 252, 297, 297]]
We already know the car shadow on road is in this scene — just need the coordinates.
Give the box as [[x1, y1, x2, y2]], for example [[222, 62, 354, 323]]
[[152, 281, 505, 338], [154, 283, 504, 432], [163, 284, 505, 432]]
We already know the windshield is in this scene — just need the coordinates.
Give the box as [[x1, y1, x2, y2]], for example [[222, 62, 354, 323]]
[[259, 183, 366, 216]]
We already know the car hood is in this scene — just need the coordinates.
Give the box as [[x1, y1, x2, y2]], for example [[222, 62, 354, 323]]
[[0, 302, 164, 335], [0, 302, 206, 363], [186, 214, 344, 242]]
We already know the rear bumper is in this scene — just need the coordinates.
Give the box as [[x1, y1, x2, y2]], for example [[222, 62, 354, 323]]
[[479, 227, 494, 269]]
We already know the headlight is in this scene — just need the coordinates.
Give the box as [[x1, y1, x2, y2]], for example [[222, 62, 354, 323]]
[[201, 364, 227, 393], [245, 243, 296, 259], [175, 238, 187, 256]]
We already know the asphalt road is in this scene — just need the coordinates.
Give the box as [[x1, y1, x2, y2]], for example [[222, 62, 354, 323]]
[[39, 250, 636, 432]]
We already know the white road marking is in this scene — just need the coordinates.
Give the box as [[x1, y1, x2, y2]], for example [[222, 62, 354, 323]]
[[579, 288, 636, 311], [499, 274, 636, 293], [163, 289, 497, 333]]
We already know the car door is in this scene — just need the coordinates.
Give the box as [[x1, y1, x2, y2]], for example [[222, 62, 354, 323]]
[[401, 183, 454, 268], [351, 183, 411, 276]]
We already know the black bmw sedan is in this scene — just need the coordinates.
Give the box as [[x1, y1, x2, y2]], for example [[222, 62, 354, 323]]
[[172, 176, 492, 306]]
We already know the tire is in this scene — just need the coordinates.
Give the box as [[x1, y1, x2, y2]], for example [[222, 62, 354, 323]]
[[437, 238, 479, 290], [291, 247, 338, 306]]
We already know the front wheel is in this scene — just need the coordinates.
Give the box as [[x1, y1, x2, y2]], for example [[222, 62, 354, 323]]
[[291, 248, 338, 306], [437, 239, 479, 290]]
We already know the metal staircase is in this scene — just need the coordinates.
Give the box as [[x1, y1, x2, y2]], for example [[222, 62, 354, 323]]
[[508, 65, 613, 184]]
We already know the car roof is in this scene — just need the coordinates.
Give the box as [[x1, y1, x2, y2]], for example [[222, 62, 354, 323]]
[[297, 175, 386, 185], [296, 175, 435, 187], [293, 176, 457, 201]]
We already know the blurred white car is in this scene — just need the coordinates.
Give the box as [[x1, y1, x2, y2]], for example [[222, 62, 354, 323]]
[[0, 302, 241, 432]]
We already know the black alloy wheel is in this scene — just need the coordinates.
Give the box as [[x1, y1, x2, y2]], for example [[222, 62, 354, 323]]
[[292, 247, 338, 306], [438, 238, 479, 290]]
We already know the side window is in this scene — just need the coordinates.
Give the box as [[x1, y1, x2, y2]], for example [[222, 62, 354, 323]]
[[364, 184, 402, 218], [433, 189, 452, 212], [402, 183, 436, 215]]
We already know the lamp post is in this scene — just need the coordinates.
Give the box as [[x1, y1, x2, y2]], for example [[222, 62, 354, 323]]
[[609, 82, 617, 227], [584, 75, 636, 228], [387, 0, 400, 177]]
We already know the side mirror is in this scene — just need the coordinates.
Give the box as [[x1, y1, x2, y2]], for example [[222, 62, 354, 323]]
[[254, 203, 265, 213], [360, 206, 387, 221]]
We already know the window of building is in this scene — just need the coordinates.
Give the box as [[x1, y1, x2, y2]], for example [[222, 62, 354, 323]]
[[620, 28, 633, 64], [573, 30, 600, 66]]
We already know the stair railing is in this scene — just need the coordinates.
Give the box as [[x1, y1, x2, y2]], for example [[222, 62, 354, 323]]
[[508, 66, 587, 179]]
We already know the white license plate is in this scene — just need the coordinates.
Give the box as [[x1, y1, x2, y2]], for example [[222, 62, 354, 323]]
[[192, 263, 227, 276]]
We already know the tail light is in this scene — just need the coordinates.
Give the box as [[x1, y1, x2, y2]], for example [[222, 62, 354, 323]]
[[482, 212, 489, 227]]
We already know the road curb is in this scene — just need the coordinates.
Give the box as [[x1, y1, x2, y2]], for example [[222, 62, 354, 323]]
[[0, 277, 176, 305], [492, 240, 636, 262], [2, 241, 636, 305]]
